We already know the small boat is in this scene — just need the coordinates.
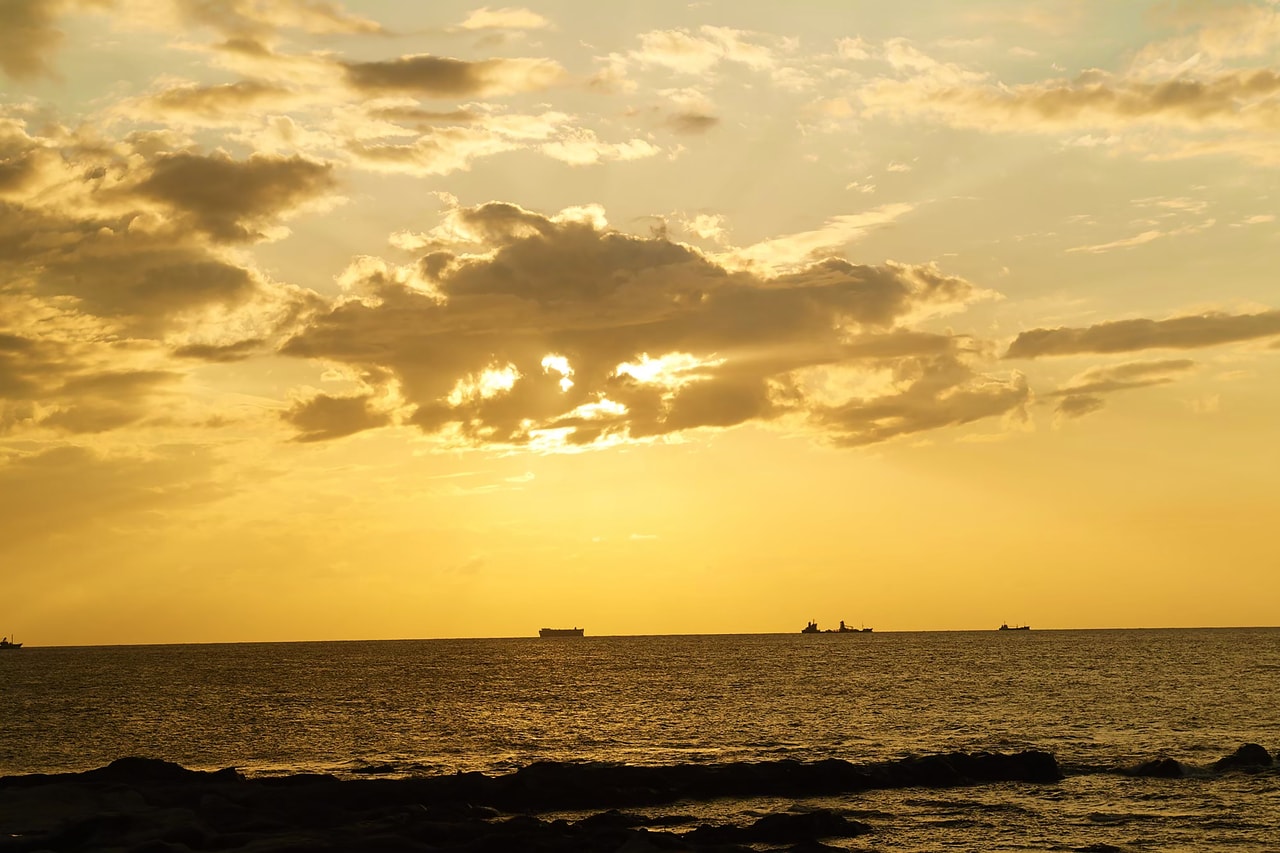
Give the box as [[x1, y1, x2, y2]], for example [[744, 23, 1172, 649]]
[[0, 637, 22, 650], [539, 627, 584, 637], [998, 623, 1030, 631]]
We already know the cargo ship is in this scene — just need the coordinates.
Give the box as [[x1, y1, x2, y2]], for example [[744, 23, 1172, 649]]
[[539, 627, 584, 637], [801, 621, 872, 634]]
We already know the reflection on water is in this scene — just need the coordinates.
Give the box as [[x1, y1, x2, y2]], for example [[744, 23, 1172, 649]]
[[2, 628, 1276, 779]]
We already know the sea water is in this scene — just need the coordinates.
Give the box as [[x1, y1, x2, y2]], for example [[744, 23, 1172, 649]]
[[2, 628, 1277, 850]]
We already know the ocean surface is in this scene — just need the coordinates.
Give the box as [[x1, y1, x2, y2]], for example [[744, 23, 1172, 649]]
[[2, 628, 1277, 850]]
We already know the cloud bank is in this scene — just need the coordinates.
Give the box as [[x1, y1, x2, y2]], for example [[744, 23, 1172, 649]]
[[280, 201, 1025, 449]]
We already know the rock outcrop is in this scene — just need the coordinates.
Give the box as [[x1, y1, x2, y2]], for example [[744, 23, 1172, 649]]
[[0, 750, 1063, 852]]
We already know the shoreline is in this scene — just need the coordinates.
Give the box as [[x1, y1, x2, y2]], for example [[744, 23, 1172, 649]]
[[1, 747, 1271, 852]]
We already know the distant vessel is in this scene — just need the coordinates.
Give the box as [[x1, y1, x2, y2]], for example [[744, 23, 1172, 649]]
[[0, 637, 22, 650], [802, 621, 872, 634], [539, 627, 584, 638], [998, 623, 1030, 631]]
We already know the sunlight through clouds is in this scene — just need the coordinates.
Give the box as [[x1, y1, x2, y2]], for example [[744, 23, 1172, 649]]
[[3, 0, 1279, 642]]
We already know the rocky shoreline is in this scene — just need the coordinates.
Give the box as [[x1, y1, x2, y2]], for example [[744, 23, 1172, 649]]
[[0, 746, 1271, 852]]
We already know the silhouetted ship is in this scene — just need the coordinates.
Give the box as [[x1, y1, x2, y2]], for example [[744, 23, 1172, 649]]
[[0, 637, 21, 650], [539, 627, 584, 638], [801, 621, 872, 634], [998, 623, 1030, 631]]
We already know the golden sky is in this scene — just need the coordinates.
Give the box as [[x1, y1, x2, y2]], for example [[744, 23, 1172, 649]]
[[2, 1, 1278, 645]]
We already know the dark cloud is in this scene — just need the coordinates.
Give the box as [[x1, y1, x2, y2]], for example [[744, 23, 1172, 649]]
[[1006, 310, 1280, 358], [0, 332, 183, 434], [1050, 358, 1195, 396], [172, 338, 265, 362], [44, 370, 181, 433], [134, 152, 336, 242], [813, 355, 1029, 446], [281, 202, 1011, 448], [342, 54, 564, 96], [0, 332, 47, 400], [1, 122, 325, 436], [665, 112, 720, 134], [0, 131, 332, 332], [284, 392, 392, 442], [0, 199, 262, 325], [1055, 394, 1104, 419]]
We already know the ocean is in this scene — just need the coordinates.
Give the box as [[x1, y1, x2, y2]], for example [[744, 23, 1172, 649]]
[[2, 628, 1277, 850]]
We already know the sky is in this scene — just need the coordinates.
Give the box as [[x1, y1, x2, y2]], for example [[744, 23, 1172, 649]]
[[1, 0, 1278, 645]]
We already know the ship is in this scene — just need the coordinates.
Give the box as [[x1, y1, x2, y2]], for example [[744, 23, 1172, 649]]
[[0, 637, 22, 650], [801, 621, 873, 634], [998, 623, 1030, 631], [539, 627, 584, 638]]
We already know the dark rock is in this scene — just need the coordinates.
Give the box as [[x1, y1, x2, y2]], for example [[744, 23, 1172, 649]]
[[1213, 743, 1272, 772], [690, 809, 871, 845], [741, 810, 872, 842], [1128, 757, 1185, 778], [0, 750, 1068, 852]]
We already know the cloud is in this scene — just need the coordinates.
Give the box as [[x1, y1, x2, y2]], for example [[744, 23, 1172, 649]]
[[1006, 310, 1280, 358], [859, 65, 1280, 162], [1065, 223, 1211, 254], [1050, 358, 1197, 418], [167, 0, 385, 38], [664, 111, 720, 134], [125, 81, 302, 124], [630, 26, 778, 75], [715, 203, 917, 273], [0, 0, 75, 80], [457, 7, 550, 31], [134, 151, 336, 242], [0, 444, 230, 550], [812, 356, 1029, 446], [43, 369, 183, 433], [280, 201, 1016, 450], [540, 129, 661, 165], [283, 392, 393, 442], [344, 127, 523, 176], [172, 338, 265, 362], [0, 318, 189, 435], [1054, 393, 1104, 419], [343, 54, 565, 97], [0, 114, 334, 438], [1130, 3, 1280, 78]]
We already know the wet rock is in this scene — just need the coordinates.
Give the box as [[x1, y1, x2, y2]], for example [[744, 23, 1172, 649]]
[[1127, 757, 1185, 778], [0, 750, 1069, 852], [1213, 743, 1272, 772], [689, 809, 871, 844]]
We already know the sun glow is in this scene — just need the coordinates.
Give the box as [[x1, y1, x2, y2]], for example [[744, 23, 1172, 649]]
[[446, 364, 520, 406], [541, 353, 575, 391], [615, 352, 724, 389]]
